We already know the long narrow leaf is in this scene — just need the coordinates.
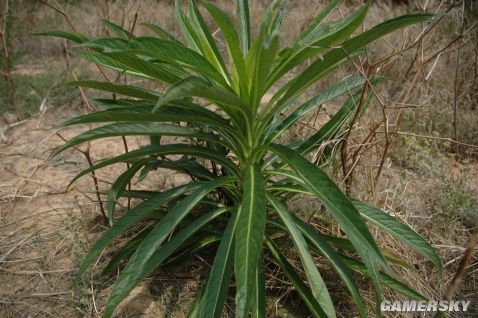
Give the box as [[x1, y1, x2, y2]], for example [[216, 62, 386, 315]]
[[188, 0, 230, 82], [201, 213, 238, 318], [293, 218, 366, 318], [106, 159, 148, 224], [102, 19, 130, 39], [55, 122, 225, 155], [75, 182, 203, 281], [352, 200, 442, 269], [236, 0, 251, 55], [341, 255, 427, 300], [278, 14, 435, 107], [268, 144, 389, 299], [265, 239, 328, 317], [266, 76, 366, 143], [251, 255, 266, 318], [69, 80, 159, 100], [35, 30, 91, 43], [59, 105, 233, 134], [268, 194, 336, 318], [69, 144, 239, 187], [141, 22, 178, 42], [235, 165, 266, 318], [203, 2, 247, 94], [104, 204, 232, 318]]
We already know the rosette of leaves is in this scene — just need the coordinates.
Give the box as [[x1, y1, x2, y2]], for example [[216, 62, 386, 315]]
[[42, 0, 441, 317]]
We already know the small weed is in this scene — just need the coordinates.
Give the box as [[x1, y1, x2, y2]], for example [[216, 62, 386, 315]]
[[434, 170, 478, 226], [392, 134, 447, 176], [0, 66, 83, 117]]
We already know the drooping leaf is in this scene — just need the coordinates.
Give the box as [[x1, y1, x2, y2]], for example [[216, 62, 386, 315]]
[[268, 144, 389, 304], [79, 36, 228, 86], [292, 218, 367, 318], [352, 200, 442, 269], [69, 80, 159, 100], [268, 194, 336, 318], [235, 165, 266, 318], [341, 255, 428, 300], [67, 144, 240, 187], [106, 159, 148, 224], [201, 212, 238, 318], [75, 182, 204, 281], [104, 204, 232, 318], [59, 104, 234, 134], [55, 122, 225, 155], [265, 239, 328, 317], [35, 30, 91, 43]]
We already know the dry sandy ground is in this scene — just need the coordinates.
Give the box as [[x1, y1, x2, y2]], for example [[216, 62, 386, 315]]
[[0, 110, 108, 317], [0, 110, 200, 317], [0, 109, 477, 317]]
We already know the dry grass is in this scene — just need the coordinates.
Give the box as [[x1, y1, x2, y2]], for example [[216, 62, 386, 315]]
[[0, 0, 477, 317]]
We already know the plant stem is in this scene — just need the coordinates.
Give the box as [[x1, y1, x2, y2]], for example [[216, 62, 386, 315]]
[[341, 67, 370, 195], [56, 133, 108, 224], [0, 0, 19, 118]]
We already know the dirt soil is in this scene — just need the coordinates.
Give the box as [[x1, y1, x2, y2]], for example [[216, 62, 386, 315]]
[[0, 110, 199, 318], [0, 109, 100, 317]]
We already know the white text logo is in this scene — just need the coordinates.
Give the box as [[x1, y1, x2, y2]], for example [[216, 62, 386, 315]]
[[380, 300, 471, 312]]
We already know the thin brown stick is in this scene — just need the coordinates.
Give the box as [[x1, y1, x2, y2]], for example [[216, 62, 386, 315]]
[[341, 67, 371, 195], [374, 64, 423, 183], [0, 0, 18, 117], [371, 12, 478, 185], [39, 0, 76, 31], [121, 135, 131, 210], [40, 0, 111, 83], [453, 13, 465, 154], [119, 9, 140, 211], [377, 131, 478, 149], [443, 228, 478, 301], [56, 133, 108, 224], [72, 72, 95, 111], [128, 12, 139, 40]]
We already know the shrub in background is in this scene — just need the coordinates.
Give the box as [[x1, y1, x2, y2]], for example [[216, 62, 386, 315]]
[[44, 0, 441, 317]]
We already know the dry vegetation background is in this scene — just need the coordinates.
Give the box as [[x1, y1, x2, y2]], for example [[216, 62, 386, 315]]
[[0, 0, 477, 317]]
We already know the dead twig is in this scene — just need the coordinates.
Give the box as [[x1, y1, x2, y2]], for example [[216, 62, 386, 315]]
[[376, 131, 478, 149], [0, 234, 32, 267], [0, 0, 19, 117], [0, 118, 28, 144], [453, 7, 466, 154], [56, 133, 108, 224], [340, 66, 371, 194], [39, 0, 76, 31], [442, 228, 478, 307]]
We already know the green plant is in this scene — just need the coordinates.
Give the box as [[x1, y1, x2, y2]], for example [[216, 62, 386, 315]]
[[44, 1, 442, 317]]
